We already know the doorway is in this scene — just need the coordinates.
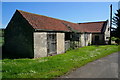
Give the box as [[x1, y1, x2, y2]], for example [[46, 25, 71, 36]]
[[95, 35, 99, 45], [47, 32, 57, 55]]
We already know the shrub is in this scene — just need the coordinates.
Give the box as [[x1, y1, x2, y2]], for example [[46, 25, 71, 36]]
[[111, 37, 118, 41], [115, 38, 120, 45]]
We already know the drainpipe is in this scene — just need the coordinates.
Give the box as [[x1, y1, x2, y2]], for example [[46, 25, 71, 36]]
[[109, 4, 112, 45]]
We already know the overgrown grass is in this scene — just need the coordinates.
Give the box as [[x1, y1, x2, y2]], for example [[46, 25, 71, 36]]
[[2, 45, 119, 78]]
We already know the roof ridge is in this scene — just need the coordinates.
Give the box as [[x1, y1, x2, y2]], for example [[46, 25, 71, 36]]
[[15, 10, 107, 33], [17, 9, 77, 25], [78, 21, 107, 24]]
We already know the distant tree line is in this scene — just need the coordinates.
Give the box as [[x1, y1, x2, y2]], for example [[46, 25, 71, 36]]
[[0, 28, 5, 36]]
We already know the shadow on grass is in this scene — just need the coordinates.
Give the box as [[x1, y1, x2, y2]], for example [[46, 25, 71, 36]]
[[2, 44, 33, 59]]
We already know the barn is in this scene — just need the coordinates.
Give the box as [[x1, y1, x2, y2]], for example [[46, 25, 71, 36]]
[[3, 10, 110, 58]]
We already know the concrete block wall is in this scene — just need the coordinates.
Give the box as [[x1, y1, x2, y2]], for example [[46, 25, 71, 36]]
[[86, 33, 92, 45], [34, 32, 47, 58], [104, 22, 110, 44], [33, 32, 93, 58], [57, 33, 65, 54], [80, 33, 85, 47], [80, 33, 92, 46]]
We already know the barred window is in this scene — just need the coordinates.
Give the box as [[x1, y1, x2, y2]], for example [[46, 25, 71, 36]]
[[47, 32, 57, 54]]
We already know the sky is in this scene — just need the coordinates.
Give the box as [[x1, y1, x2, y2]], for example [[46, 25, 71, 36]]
[[1, 0, 120, 2], [1, 2, 119, 28], [118, 1, 120, 9]]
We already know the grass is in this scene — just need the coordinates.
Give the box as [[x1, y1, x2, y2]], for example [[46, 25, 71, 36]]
[[2, 45, 119, 78]]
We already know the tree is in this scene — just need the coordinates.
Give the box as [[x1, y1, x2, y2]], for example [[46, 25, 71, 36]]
[[113, 9, 120, 38], [112, 9, 120, 44]]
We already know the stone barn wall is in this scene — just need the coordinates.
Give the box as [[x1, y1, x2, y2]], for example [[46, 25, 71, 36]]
[[80, 33, 85, 46], [80, 33, 92, 46], [104, 22, 110, 44], [34, 32, 65, 58], [84, 33, 92, 46], [57, 33, 65, 54], [34, 32, 47, 58]]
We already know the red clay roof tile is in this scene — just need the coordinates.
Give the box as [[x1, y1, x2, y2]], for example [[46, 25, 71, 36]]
[[78, 21, 108, 33], [17, 10, 107, 33]]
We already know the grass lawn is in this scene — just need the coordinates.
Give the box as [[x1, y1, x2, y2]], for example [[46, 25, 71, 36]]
[[2, 45, 119, 78]]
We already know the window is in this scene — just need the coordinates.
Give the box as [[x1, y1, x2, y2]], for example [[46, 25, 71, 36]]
[[108, 28, 109, 31], [95, 36, 99, 41], [47, 32, 56, 54], [106, 37, 109, 39], [94, 35, 100, 45], [47, 33, 56, 41], [75, 33, 80, 41], [65, 33, 71, 41], [72, 33, 80, 41]]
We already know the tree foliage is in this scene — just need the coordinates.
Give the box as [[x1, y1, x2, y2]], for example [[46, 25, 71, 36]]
[[113, 9, 120, 38]]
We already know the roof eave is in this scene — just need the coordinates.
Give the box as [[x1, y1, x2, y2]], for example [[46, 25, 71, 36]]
[[34, 29, 71, 33]]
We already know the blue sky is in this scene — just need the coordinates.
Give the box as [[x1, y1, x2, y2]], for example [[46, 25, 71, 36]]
[[2, 0, 120, 2], [118, 1, 120, 9], [2, 2, 119, 28]]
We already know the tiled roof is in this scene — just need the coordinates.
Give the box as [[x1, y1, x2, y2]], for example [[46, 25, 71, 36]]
[[17, 10, 107, 33], [78, 21, 108, 33], [17, 10, 80, 32]]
